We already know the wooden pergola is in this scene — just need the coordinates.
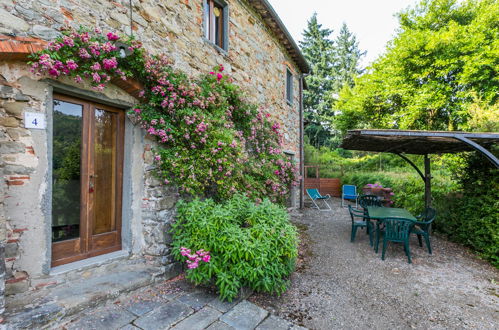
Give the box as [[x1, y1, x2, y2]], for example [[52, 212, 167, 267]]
[[340, 129, 499, 208]]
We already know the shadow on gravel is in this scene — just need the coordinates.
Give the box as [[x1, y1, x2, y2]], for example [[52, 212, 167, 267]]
[[249, 198, 499, 330]]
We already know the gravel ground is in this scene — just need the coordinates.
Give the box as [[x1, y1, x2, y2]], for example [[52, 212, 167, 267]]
[[249, 198, 499, 330]]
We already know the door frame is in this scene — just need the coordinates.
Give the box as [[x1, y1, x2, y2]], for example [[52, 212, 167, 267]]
[[50, 93, 125, 267]]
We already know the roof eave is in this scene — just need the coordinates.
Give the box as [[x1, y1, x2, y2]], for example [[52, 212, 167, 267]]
[[247, 0, 310, 74]]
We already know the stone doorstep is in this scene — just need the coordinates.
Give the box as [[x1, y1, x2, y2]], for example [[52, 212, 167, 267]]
[[4, 262, 181, 329], [61, 294, 306, 330]]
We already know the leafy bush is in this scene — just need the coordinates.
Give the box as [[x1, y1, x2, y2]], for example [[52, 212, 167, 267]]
[[341, 171, 457, 214], [171, 195, 299, 301], [434, 193, 499, 268], [433, 152, 499, 268], [304, 143, 421, 178]]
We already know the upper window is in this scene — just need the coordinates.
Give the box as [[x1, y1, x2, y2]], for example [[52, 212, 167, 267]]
[[286, 68, 293, 104], [204, 0, 228, 51]]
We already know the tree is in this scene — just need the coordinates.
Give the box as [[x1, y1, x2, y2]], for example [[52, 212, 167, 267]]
[[335, 0, 499, 133], [299, 13, 336, 147], [333, 23, 365, 92]]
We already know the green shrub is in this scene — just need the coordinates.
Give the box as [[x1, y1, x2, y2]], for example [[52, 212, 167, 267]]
[[341, 170, 458, 214], [433, 152, 499, 268], [434, 193, 499, 268], [171, 195, 299, 301]]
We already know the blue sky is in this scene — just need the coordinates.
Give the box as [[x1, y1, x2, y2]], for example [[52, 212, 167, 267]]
[[267, 0, 419, 67]]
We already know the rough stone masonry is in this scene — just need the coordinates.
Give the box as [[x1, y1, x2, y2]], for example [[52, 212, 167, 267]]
[[0, 0, 306, 315]]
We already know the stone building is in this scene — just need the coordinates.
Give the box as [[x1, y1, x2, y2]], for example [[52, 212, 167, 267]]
[[0, 0, 309, 324]]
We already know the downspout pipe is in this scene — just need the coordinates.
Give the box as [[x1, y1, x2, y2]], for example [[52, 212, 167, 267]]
[[299, 73, 308, 209]]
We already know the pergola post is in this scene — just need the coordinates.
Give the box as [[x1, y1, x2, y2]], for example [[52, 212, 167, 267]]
[[395, 152, 432, 208], [424, 154, 431, 208]]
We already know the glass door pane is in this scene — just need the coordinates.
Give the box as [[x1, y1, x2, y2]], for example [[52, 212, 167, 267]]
[[52, 100, 82, 242], [93, 109, 118, 235]]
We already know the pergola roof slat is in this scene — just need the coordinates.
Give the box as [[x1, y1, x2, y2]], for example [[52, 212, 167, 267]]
[[339, 129, 499, 208], [340, 129, 499, 155]]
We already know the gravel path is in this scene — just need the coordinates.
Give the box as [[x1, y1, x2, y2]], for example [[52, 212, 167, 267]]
[[249, 198, 499, 330]]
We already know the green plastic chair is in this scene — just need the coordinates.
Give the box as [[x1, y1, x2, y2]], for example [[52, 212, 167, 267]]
[[359, 194, 382, 209], [376, 217, 414, 264], [411, 207, 436, 254], [358, 195, 381, 241], [348, 205, 373, 246]]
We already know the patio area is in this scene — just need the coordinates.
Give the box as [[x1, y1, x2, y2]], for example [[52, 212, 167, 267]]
[[9, 197, 497, 329], [249, 198, 499, 329]]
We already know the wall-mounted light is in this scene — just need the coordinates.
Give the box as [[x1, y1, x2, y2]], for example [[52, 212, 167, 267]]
[[115, 41, 132, 58]]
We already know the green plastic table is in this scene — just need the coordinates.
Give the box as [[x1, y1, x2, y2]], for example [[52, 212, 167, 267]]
[[366, 206, 417, 221]]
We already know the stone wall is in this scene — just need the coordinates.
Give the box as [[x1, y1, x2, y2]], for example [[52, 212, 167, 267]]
[[0, 0, 303, 299], [0, 145, 6, 316], [0, 0, 302, 153], [141, 140, 179, 270]]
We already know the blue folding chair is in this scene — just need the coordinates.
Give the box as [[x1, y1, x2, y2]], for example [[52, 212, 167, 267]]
[[306, 188, 331, 211], [342, 185, 358, 208]]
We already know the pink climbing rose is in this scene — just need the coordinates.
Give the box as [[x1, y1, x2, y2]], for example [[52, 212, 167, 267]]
[[66, 60, 78, 70], [106, 32, 120, 41]]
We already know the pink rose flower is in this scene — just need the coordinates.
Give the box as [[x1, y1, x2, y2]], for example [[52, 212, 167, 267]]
[[78, 48, 91, 59], [101, 42, 117, 53], [92, 72, 101, 82], [103, 57, 118, 70], [48, 68, 59, 77], [106, 32, 120, 41], [66, 60, 78, 70], [90, 62, 101, 71], [62, 36, 74, 47], [80, 32, 90, 42]]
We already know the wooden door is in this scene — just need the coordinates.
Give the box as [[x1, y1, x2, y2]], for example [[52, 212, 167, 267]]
[[51, 94, 124, 267]]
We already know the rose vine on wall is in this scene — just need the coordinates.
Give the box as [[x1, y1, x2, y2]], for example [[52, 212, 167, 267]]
[[30, 27, 300, 204]]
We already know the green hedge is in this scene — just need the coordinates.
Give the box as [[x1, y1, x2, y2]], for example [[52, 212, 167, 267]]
[[171, 195, 299, 301], [433, 192, 499, 267], [433, 153, 499, 268], [340, 171, 457, 214]]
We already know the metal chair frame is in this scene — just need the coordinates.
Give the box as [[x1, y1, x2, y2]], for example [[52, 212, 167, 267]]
[[306, 188, 332, 211]]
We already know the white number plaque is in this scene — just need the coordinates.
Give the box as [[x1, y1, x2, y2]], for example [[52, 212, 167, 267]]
[[24, 112, 46, 129]]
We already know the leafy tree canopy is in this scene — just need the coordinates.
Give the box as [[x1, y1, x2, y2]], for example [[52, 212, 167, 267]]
[[335, 0, 499, 134]]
